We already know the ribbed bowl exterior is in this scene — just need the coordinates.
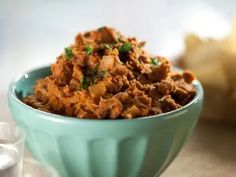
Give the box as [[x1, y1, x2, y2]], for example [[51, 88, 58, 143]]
[[8, 65, 203, 177]]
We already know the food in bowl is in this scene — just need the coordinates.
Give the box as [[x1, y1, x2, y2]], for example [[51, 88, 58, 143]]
[[8, 65, 203, 177], [23, 26, 196, 119], [176, 21, 236, 123]]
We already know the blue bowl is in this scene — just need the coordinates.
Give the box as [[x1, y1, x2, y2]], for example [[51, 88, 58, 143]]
[[8, 65, 203, 177]]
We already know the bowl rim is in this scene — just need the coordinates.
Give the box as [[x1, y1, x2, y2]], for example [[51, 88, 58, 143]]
[[8, 64, 204, 124]]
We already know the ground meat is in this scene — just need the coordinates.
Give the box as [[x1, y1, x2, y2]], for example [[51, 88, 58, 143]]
[[147, 57, 171, 82], [170, 72, 196, 106], [23, 26, 196, 119], [24, 95, 50, 112], [51, 58, 73, 85], [159, 95, 181, 113], [97, 97, 123, 119]]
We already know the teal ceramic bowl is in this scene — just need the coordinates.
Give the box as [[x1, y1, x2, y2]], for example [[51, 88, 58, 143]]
[[8, 65, 203, 177]]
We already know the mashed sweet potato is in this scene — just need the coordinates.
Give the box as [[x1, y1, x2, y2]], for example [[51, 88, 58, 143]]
[[23, 27, 196, 119]]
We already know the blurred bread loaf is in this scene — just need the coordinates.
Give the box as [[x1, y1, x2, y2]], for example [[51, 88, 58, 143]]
[[176, 21, 236, 123]]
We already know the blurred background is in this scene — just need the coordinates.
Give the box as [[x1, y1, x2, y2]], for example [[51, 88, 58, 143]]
[[1, 0, 236, 91], [1, 0, 236, 176]]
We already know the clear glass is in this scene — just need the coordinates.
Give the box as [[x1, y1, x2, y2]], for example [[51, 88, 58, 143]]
[[22, 159, 59, 177], [0, 122, 25, 177]]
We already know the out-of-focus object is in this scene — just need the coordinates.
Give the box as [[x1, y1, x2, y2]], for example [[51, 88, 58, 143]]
[[0, 122, 25, 177], [177, 20, 236, 123], [22, 158, 59, 177]]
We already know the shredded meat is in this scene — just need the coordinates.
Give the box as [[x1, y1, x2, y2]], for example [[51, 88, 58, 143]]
[[23, 26, 196, 119], [97, 98, 123, 119]]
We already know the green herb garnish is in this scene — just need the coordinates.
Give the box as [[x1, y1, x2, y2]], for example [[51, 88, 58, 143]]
[[90, 64, 99, 85], [85, 46, 93, 55], [100, 70, 107, 78], [90, 77, 96, 85], [79, 66, 107, 91], [80, 76, 88, 90], [118, 38, 125, 43], [98, 26, 105, 32], [64, 47, 74, 59], [150, 58, 161, 65], [92, 63, 99, 75], [119, 43, 131, 53]]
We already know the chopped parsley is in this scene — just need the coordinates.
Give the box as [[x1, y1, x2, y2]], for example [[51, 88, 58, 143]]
[[100, 70, 107, 78], [90, 77, 96, 85], [89, 64, 99, 85], [118, 37, 125, 43], [98, 26, 105, 32], [119, 43, 131, 53], [85, 46, 93, 55], [92, 63, 99, 75], [80, 76, 88, 90], [64, 47, 74, 59], [150, 57, 161, 66], [79, 65, 107, 91]]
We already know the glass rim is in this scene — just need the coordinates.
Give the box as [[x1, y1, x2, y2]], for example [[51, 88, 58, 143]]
[[0, 122, 25, 146]]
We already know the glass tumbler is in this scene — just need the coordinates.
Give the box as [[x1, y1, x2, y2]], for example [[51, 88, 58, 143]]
[[22, 159, 59, 177], [0, 122, 25, 177]]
